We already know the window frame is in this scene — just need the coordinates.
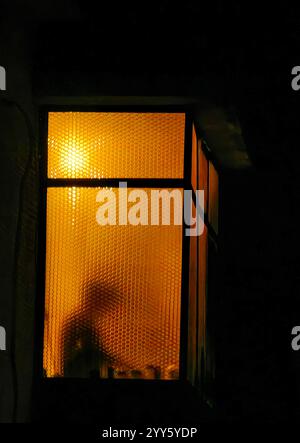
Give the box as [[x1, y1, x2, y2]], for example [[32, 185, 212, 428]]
[[34, 105, 195, 383]]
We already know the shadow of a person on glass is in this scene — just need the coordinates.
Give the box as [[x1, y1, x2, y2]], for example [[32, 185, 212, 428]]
[[62, 280, 121, 378]]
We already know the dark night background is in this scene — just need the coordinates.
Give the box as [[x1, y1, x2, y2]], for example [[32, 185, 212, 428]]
[[0, 0, 300, 424]]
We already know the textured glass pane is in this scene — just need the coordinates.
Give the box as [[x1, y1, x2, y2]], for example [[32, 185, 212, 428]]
[[197, 225, 207, 386], [208, 161, 219, 234], [187, 202, 197, 385], [48, 112, 185, 179], [191, 124, 197, 191], [206, 237, 217, 399], [43, 188, 182, 379], [198, 141, 208, 214]]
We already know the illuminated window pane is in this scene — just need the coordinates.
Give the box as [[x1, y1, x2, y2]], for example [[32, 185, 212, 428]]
[[198, 140, 208, 214], [208, 161, 219, 234], [191, 124, 197, 191], [197, 225, 207, 385], [187, 202, 197, 385], [43, 188, 182, 379], [48, 112, 185, 179]]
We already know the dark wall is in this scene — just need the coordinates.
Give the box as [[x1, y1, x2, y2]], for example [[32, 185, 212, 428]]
[[0, 16, 37, 422], [217, 170, 294, 421]]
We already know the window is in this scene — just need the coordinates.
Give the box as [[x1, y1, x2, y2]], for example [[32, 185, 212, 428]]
[[187, 128, 219, 394], [39, 109, 218, 384], [41, 110, 186, 380]]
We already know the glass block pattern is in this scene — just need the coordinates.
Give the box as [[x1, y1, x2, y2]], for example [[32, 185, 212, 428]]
[[191, 124, 197, 191], [43, 188, 182, 379], [197, 225, 207, 385], [48, 112, 185, 179], [187, 202, 197, 385], [198, 140, 208, 214], [208, 161, 219, 234]]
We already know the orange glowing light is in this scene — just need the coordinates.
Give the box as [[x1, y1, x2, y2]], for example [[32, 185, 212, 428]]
[[44, 112, 185, 380], [61, 144, 90, 178]]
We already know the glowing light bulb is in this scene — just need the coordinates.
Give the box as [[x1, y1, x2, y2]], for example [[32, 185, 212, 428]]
[[61, 144, 89, 177]]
